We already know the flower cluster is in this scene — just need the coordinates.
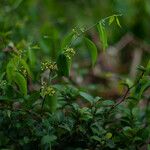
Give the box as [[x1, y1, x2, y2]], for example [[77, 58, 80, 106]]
[[45, 86, 56, 96], [40, 83, 56, 97], [64, 47, 76, 60], [41, 60, 57, 71], [72, 27, 85, 37], [13, 48, 24, 58]]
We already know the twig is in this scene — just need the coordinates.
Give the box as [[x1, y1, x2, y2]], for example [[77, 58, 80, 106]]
[[68, 14, 122, 48], [41, 97, 46, 111], [107, 71, 145, 114]]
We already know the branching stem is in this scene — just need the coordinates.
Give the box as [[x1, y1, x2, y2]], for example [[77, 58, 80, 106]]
[[68, 14, 122, 48], [108, 71, 145, 114]]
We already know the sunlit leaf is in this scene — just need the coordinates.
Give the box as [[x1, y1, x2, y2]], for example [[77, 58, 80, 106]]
[[19, 58, 32, 77], [105, 132, 112, 139], [109, 16, 115, 25], [115, 16, 121, 28], [97, 22, 108, 51], [79, 91, 94, 103], [6, 59, 16, 83], [85, 38, 98, 66], [14, 72, 27, 96]]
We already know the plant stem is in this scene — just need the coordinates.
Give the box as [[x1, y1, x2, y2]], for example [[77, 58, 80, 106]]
[[41, 96, 46, 112], [108, 70, 145, 114], [68, 14, 122, 48]]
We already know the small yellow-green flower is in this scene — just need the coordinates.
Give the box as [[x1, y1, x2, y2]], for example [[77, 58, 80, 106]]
[[41, 60, 57, 71], [64, 47, 76, 60], [72, 27, 85, 36], [46, 86, 56, 96], [40, 84, 56, 97]]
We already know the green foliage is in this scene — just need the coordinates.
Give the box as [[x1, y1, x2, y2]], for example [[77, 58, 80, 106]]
[[6, 59, 16, 83], [13, 72, 27, 96], [61, 32, 74, 50], [45, 95, 57, 113], [109, 16, 115, 25], [57, 53, 69, 77], [116, 16, 121, 28], [85, 38, 98, 66], [0, 1, 150, 149], [6, 57, 28, 96], [97, 22, 108, 51]]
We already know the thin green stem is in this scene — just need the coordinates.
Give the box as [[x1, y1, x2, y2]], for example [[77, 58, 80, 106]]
[[68, 14, 122, 48]]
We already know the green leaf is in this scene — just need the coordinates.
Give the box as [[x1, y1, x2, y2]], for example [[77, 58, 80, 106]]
[[97, 22, 108, 51], [137, 65, 146, 72], [109, 16, 115, 25], [85, 38, 98, 66], [121, 78, 133, 89], [13, 72, 27, 96], [139, 80, 150, 98], [46, 95, 57, 113], [27, 48, 36, 69], [19, 58, 32, 77], [23, 92, 40, 108], [6, 110, 11, 118], [123, 126, 133, 137], [132, 77, 150, 101], [79, 107, 93, 121], [101, 100, 115, 106], [39, 39, 50, 54], [106, 140, 115, 148], [91, 136, 101, 142], [6, 59, 16, 83], [61, 32, 74, 50], [105, 132, 112, 139], [0, 72, 5, 80], [79, 91, 94, 103], [145, 60, 150, 75], [148, 144, 150, 150], [115, 16, 121, 28], [41, 135, 57, 145], [57, 53, 69, 77], [59, 123, 72, 132]]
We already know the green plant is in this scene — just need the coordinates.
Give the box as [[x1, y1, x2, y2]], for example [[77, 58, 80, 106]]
[[0, 13, 150, 150]]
